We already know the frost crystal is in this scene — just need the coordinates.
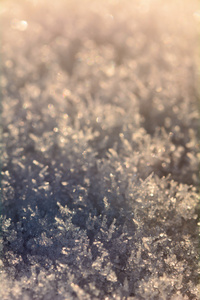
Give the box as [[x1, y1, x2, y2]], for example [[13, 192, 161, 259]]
[[0, 0, 199, 299]]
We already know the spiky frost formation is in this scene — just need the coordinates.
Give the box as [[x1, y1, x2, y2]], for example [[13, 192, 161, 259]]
[[0, 0, 199, 299]]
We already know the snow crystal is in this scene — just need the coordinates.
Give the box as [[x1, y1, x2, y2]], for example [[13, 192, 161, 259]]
[[0, 0, 199, 299]]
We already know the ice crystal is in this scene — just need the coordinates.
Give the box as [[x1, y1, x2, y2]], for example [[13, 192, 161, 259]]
[[0, 0, 199, 299]]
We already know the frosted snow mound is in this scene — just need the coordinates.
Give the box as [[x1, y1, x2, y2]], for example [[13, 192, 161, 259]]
[[0, 0, 199, 299]]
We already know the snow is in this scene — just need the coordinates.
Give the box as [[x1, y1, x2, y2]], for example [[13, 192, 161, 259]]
[[0, 0, 199, 299]]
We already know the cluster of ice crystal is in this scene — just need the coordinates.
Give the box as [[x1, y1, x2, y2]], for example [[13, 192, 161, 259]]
[[0, 0, 199, 299]]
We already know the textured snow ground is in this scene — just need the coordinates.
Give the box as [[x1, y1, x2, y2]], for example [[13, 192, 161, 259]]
[[0, 0, 200, 299]]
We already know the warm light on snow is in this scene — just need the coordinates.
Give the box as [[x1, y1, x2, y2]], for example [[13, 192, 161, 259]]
[[0, 0, 199, 299]]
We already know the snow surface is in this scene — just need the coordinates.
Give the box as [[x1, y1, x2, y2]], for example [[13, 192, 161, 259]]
[[0, 0, 200, 299]]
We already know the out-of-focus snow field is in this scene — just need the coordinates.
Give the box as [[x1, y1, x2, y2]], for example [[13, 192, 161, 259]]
[[0, 0, 200, 299]]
